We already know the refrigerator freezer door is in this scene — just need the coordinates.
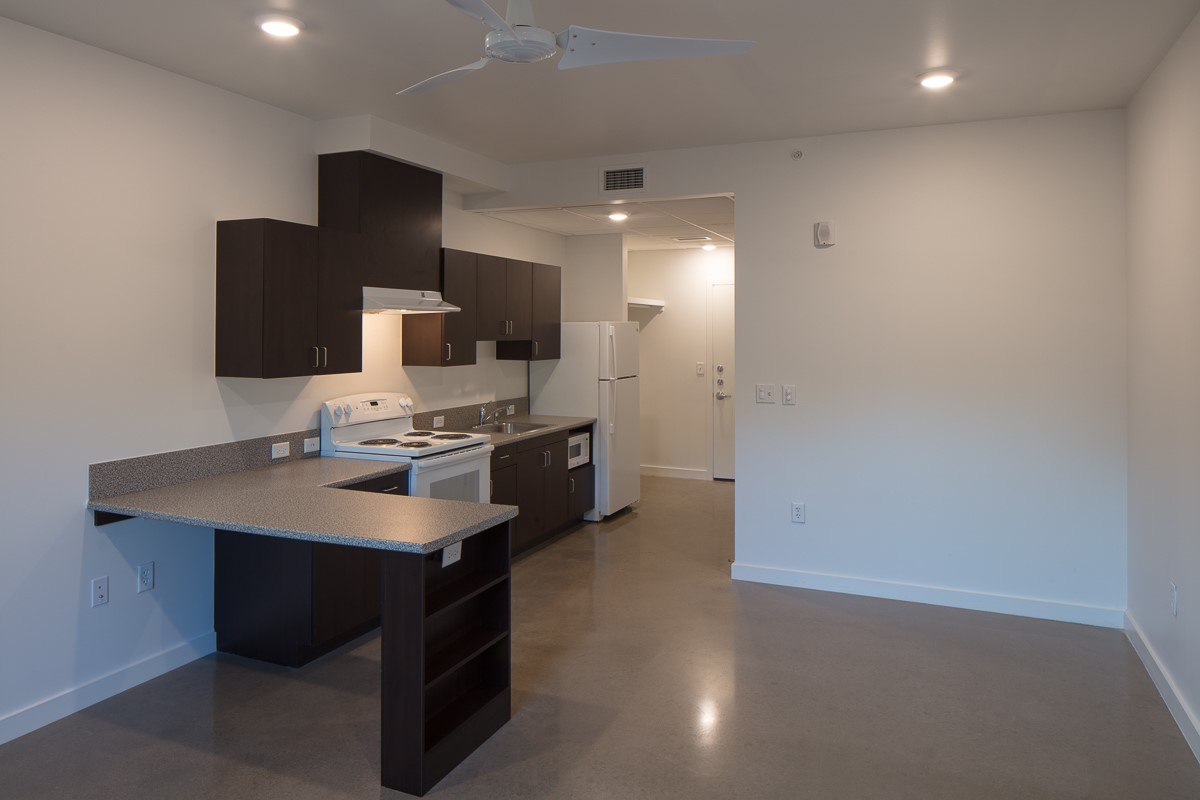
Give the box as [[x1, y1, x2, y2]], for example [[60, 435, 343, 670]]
[[600, 321, 640, 380], [598, 375, 640, 515]]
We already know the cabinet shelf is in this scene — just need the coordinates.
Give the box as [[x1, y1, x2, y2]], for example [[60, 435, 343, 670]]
[[426, 629, 509, 689], [424, 683, 508, 753], [425, 571, 508, 619]]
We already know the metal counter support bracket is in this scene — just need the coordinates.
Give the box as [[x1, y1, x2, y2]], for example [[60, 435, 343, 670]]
[[93, 510, 134, 526]]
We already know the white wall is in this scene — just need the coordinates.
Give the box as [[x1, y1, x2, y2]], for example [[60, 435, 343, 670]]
[[1126, 11, 1200, 760], [628, 249, 735, 478], [480, 110, 1129, 628], [562, 234, 627, 322], [0, 18, 563, 743]]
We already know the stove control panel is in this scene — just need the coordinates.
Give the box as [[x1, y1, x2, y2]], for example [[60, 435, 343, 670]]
[[321, 393, 414, 427]]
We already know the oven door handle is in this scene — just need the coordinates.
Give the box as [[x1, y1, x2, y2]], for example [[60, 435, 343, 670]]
[[406, 443, 495, 472]]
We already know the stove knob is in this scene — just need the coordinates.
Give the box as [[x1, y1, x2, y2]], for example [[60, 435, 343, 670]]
[[333, 406, 343, 418], [342, 404, 352, 416]]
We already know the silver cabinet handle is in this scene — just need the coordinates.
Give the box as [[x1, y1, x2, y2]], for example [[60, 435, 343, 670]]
[[542, 451, 550, 468], [312, 346, 320, 368], [534, 340, 539, 356], [446, 342, 452, 361], [321, 346, 328, 368], [569, 477, 575, 493]]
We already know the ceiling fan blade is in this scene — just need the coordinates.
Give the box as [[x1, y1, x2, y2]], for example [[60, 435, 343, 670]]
[[556, 25, 752, 70], [444, 0, 521, 40], [396, 58, 492, 96]]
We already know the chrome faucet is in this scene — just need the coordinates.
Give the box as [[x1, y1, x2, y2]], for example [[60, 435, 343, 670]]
[[479, 404, 504, 426]]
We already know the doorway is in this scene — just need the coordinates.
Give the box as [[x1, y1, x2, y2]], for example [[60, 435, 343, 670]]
[[711, 283, 735, 480]]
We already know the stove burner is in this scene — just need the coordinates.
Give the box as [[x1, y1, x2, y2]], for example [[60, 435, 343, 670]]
[[359, 438, 401, 446], [406, 431, 436, 437], [431, 433, 471, 440], [400, 441, 433, 448]]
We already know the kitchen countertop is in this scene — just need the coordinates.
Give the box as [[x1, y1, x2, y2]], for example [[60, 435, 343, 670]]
[[456, 414, 596, 445], [87, 457, 517, 554]]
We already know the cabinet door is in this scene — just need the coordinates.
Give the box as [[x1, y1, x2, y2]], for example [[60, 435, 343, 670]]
[[318, 151, 442, 291], [515, 448, 547, 553], [403, 249, 477, 366], [530, 263, 560, 360], [312, 543, 380, 647], [505, 259, 533, 340], [442, 249, 477, 365], [475, 254, 508, 340], [544, 438, 570, 534], [568, 463, 596, 519], [492, 464, 517, 507], [316, 227, 363, 374], [261, 221, 320, 378]]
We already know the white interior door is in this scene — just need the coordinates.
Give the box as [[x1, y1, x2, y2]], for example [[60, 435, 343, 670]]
[[712, 284, 735, 480]]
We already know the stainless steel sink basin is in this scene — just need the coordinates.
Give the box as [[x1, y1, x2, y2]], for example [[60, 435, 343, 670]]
[[471, 422, 549, 435]]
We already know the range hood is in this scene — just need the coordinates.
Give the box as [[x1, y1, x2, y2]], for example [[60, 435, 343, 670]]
[[362, 286, 460, 314]]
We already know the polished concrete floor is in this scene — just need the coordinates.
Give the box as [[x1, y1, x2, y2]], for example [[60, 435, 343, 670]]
[[2, 476, 1198, 799]]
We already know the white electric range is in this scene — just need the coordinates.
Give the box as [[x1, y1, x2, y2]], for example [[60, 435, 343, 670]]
[[320, 392, 493, 502]]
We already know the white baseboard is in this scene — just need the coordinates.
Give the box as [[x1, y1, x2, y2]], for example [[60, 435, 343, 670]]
[[730, 563, 1125, 628], [640, 465, 710, 480], [1125, 612, 1200, 764], [0, 632, 216, 746]]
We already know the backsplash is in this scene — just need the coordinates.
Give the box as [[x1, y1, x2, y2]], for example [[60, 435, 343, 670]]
[[413, 397, 529, 432]]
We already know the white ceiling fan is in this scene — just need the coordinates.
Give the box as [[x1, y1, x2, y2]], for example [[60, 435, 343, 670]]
[[398, 0, 753, 96]]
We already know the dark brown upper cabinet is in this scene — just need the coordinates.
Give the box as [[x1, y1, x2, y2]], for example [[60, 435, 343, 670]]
[[497, 262, 561, 361], [318, 151, 443, 292], [402, 248, 478, 367], [476, 256, 532, 341], [215, 219, 362, 378]]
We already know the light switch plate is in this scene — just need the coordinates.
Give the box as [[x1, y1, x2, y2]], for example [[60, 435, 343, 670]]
[[696, 362, 705, 376], [442, 541, 462, 567], [783, 385, 796, 405], [507, 405, 516, 415], [303, 436, 320, 454], [756, 384, 777, 404]]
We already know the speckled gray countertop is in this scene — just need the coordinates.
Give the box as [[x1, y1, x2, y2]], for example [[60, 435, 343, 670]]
[[452, 415, 596, 445], [87, 458, 517, 554]]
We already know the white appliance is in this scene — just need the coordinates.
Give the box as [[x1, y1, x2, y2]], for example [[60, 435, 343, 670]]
[[530, 321, 640, 520], [567, 431, 590, 469], [320, 392, 493, 502]]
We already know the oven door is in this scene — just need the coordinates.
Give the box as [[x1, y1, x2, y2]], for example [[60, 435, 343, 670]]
[[407, 444, 494, 502]]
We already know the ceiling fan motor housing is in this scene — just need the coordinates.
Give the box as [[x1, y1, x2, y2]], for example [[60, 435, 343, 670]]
[[485, 27, 557, 63]]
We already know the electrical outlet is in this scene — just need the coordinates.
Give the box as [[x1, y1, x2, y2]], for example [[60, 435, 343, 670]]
[[783, 384, 797, 405], [696, 362, 705, 376], [271, 441, 290, 459], [791, 502, 806, 524], [136, 562, 155, 593], [756, 384, 777, 404], [442, 541, 462, 567], [303, 436, 320, 454], [1170, 582, 1178, 617], [507, 405, 516, 415], [433, 415, 445, 429], [91, 576, 109, 607]]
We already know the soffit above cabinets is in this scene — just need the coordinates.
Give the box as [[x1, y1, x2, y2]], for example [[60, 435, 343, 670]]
[[479, 196, 734, 251]]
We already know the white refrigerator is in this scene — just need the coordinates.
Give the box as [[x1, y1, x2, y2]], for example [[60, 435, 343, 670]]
[[530, 321, 640, 520]]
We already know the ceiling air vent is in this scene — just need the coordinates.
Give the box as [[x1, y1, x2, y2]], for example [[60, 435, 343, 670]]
[[673, 235, 712, 243], [601, 165, 646, 193]]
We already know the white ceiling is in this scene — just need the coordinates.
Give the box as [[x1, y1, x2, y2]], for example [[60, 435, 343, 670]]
[[1, 0, 1197, 165]]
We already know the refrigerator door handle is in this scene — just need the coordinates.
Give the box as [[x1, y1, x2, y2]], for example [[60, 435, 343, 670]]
[[608, 325, 617, 381], [609, 380, 616, 435]]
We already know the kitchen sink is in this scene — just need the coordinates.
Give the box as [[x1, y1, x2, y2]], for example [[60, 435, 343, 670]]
[[471, 422, 549, 435]]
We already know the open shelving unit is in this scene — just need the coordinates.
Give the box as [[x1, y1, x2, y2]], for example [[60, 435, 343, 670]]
[[380, 521, 512, 796]]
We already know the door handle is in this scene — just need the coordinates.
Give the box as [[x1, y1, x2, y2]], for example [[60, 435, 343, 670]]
[[312, 346, 320, 368], [716, 391, 729, 400], [446, 342, 452, 361]]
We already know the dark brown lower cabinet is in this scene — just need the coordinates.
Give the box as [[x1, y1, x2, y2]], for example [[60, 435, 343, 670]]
[[568, 463, 596, 519], [514, 436, 569, 554], [214, 533, 382, 667]]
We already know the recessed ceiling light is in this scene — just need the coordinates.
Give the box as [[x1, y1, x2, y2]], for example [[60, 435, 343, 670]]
[[918, 70, 956, 89], [256, 15, 304, 38], [701, 244, 717, 251], [608, 212, 629, 222]]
